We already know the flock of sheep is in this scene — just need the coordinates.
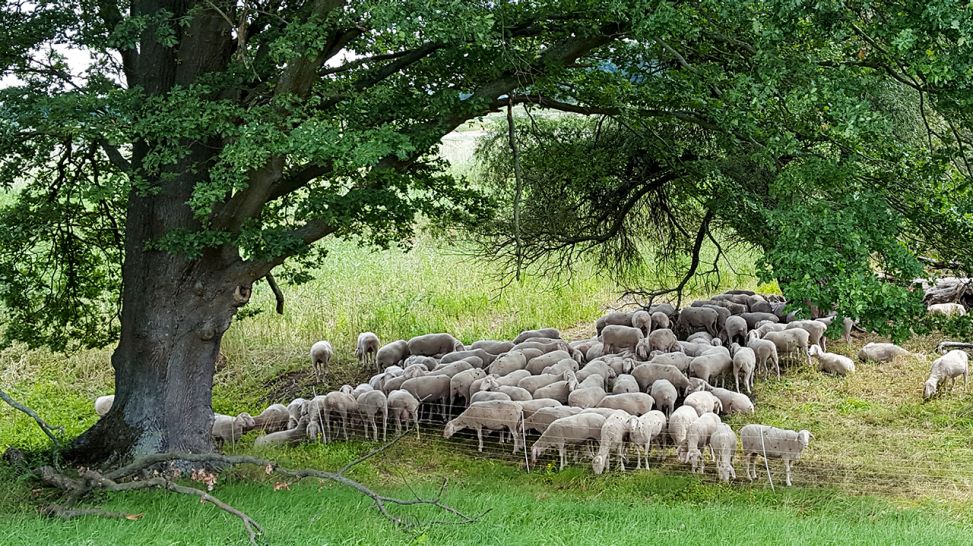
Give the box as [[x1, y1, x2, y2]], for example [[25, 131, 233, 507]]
[[92, 290, 970, 487]]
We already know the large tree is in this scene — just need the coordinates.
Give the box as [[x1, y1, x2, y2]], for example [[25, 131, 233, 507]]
[[0, 0, 644, 462]]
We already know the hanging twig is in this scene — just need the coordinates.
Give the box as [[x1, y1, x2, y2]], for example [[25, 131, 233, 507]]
[[264, 271, 285, 314], [507, 97, 525, 281]]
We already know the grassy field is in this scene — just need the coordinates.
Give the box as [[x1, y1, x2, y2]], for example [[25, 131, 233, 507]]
[[3, 225, 973, 543]]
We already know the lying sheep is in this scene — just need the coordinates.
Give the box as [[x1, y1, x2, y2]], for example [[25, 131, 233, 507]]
[[94, 395, 114, 417], [356, 332, 381, 372], [212, 413, 255, 446], [808, 345, 856, 376], [532, 413, 607, 470], [592, 411, 640, 474], [309, 340, 333, 381], [376, 340, 410, 368], [710, 387, 754, 414], [251, 403, 291, 433], [741, 424, 813, 486], [858, 342, 910, 363], [685, 413, 722, 473], [710, 424, 738, 482], [649, 380, 677, 417], [928, 303, 967, 316], [254, 415, 310, 447], [407, 333, 463, 357], [387, 389, 420, 436], [630, 410, 667, 469], [601, 325, 644, 355], [444, 400, 525, 453], [596, 392, 655, 416], [924, 349, 969, 400]]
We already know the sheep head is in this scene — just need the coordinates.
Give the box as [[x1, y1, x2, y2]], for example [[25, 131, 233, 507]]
[[443, 421, 459, 438], [592, 454, 607, 475], [798, 430, 812, 449], [923, 379, 938, 400]]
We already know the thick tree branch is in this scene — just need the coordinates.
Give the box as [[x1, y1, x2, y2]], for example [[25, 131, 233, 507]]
[[264, 272, 284, 314]]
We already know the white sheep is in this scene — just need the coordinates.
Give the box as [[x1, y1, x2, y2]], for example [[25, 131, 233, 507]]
[[601, 324, 644, 355], [522, 406, 582, 434], [387, 389, 420, 436], [928, 303, 967, 316], [450, 368, 486, 410], [741, 424, 813, 486], [762, 328, 812, 366], [443, 400, 525, 453], [730, 344, 756, 394], [683, 391, 723, 416], [596, 392, 655, 416], [592, 411, 639, 474], [808, 345, 856, 376], [286, 397, 308, 429], [357, 390, 388, 441], [746, 331, 780, 379], [407, 332, 464, 357], [376, 340, 410, 368], [531, 412, 607, 470], [649, 380, 677, 417], [857, 342, 910, 363], [212, 412, 255, 446], [254, 415, 310, 447], [786, 320, 828, 351], [94, 395, 114, 416], [710, 424, 738, 482], [611, 374, 640, 394], [309, 340, 334, 381], [667, 405, 699, 461], [924, 349, 969, 400], [710, 387, 754, 414], [355, 332, 381, 372], [469, 391, 511, 404], [251, 403, 291, 433], [629, 410, 667, 469], [684, 412, 722, 473]]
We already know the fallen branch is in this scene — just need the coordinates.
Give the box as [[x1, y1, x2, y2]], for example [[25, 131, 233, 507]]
[[0, 386, 63, 448], [936, 341, 973, 353]]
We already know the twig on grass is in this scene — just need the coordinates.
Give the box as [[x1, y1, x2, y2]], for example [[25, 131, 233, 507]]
[[0, 387, 63, 448]]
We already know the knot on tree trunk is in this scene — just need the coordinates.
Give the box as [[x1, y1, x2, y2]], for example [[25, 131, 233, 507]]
[[232, 284, 251, 307]]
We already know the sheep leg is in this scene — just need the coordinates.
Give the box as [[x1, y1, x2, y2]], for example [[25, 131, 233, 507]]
[[744, 453, 755, 481], [728, 462, 737, 480], [735, 374, 741, 393], [617, 444, 626, 471], [382, 407, 388, 442], [784, 458, 793, 487], [477, 427, 484, 452], [342, 413, 349, 440], [634, 445, 642, 469], [559, 445, 566, 471]]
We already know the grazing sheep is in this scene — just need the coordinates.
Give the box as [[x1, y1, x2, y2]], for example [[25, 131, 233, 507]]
[[741, 424, 813, 486], [430, 360, 473, 379], [684, 377, 712, 396], [470, 340, 515, 354], [496, 385, 533, 402], [808, 345, 856, 376], [450, 368, 487, 409], [601, 325, 645, 355], [357, 390, 388, 441], [928, 303, 967, 316], [755, 321, 786, 336], [321, 392, 359, 441], [518, 373, 563, 395], [649, 352, 691, 373], [739, 312, 779, 330], [94, 395, 114, 417], [687, 331, 715, 344], [407, 333, 463, 357], [702, 305, 730, 335], [251, 404, 291, 433], [723, 315, 748, 347], [675, 307, 719, 337], [647, 328, 680, 353], [585, 342, 606, 362], [710, 424, 738, 482], [577, 360, 617, 383], [858, 342, 910, 363], [632, 363, 691, 391], [683, 391, 723, 416], [490, 350, 529, 376], [568, 385, 607, 409], [542, 358, 581, 376], [786, 320, 827, 351], [596, 312, 636, 336], [387, 389, 420, 436], [762, 329, 812, 366], [377, 340, 410, 368], [212, 413, 255, 446], [612, 374, 640, 394], [401, 375, 451, 423], [924, 350, 969, 400], [514, 328, 561, 344], [523, 406, 582, 434], [730, 344, 756, 394], [592, 411, 640, 474], [596, 392, 655, 416], [684, 413, 722, 473], [525, 350, 574, 375], [650, 380, 678, 417], [356, 332, 381, 372], [470, 391, 512, 404], [444, 400, 525, 453], [534, 375, 579, 404], [747, 331, 781, 379], [632, 310, 652, 336], [254, 415, 310, 447], [710, 387, 755, 414], [668, 405, 699, 461], [629, 410, 667, 469], [842, 317, 855, 344], [287, 398, 308, 429], [688, 352, 733, 387], [516, 398, 563, 419], [650, 311, 671, 332], [441, 348, 496, 367], [352, 383, 374, 398], [531, 413, 607, 470], [309, 340, 333, 381]]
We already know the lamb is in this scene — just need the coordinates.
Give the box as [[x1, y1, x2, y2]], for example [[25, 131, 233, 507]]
[[596, 392, 655, 416], [730, 344, 756, 394], [309, 340, 334, 381], [357, 390, 388, 441], [523, 406, 582, 434], [683, 390, 722, 415], [808, 345, 856, 376], [212, 412, 256, 446], [667, 405, 699, 461], [592, 411, 640, 474], [684, 412, 722, 473], [741, 424, 813, 486], [443, 400, 525, 453], [858, 342, 910, 363], [710, 387, 755, 414], [601, 325, 644, 355], [376, 340, 410, 368], [632, 363, 691, 391], [470, 340, 515, 355], [762, 328, 812, 366], [401, 375, 451, 423], [688, 352, 733, 386], [355, 332, 381, 372], [928, 303, 967, 316], [710, 424, 738, 482], [251, 403, 291, 433], [631, 310, 652, 336], [407, 333, 463, 357], [514, 328, 561, 344], [746, 331, 781, 379], [254, 415, 310, 447], [531, 413, 607, 470], [94, 395, 114, 416], [649, 380, 678, 417], [611, 374, 640, 394], [786, 320, 828, 351], [450, 368, 486, 409], [629, 410, 667, 469], [387, 389, 420, 436], [924, 349, 969, 400]]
